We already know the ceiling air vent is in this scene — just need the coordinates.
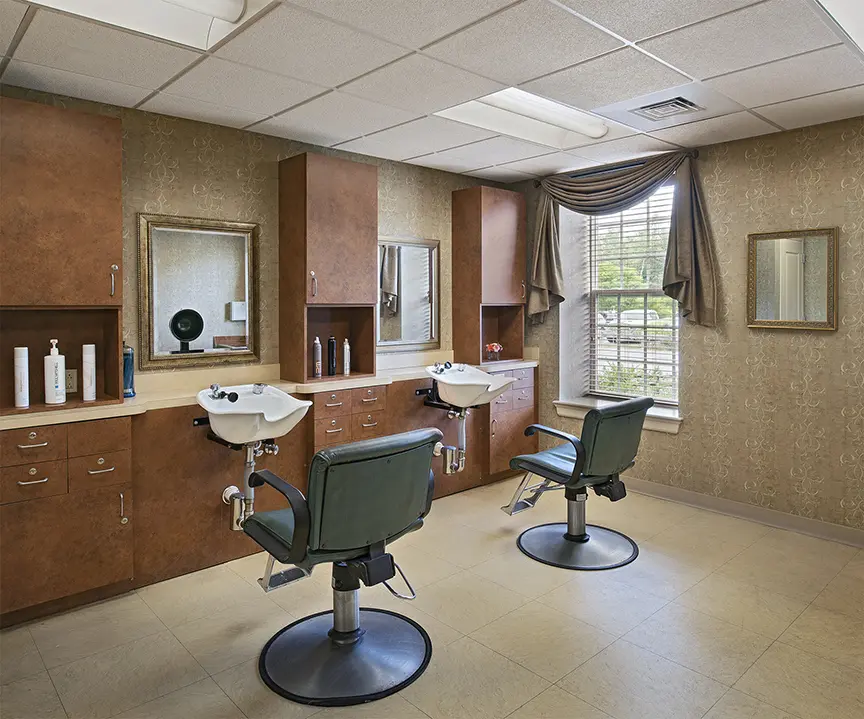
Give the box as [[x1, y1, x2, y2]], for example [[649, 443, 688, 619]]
[[630, 97, 705, 122]]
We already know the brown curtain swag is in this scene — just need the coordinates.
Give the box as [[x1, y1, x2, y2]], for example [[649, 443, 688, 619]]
[[527, 150, 717, 328]]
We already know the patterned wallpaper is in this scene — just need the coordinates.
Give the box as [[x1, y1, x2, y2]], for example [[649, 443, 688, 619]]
[[526, 115, 864, 530], [1, 85, 485, 367]]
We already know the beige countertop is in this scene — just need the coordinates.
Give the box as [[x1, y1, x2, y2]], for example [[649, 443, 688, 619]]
[[0, 359, 539, 431]]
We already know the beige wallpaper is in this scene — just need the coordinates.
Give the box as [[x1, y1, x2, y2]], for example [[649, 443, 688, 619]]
[[1, 85, 485, 368], [526, 115, 864, 531]]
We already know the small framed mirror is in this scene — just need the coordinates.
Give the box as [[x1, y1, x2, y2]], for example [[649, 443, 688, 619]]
[[747, 227, 838, 330], [138, 214, 259, 369], [377, 237, 439, 352]]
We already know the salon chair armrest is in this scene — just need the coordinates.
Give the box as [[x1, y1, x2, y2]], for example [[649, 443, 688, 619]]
[[248, 470, 310, 562], [523, 424, 586, 482]]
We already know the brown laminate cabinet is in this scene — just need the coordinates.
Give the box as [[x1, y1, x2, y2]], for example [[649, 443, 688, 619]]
[[484, 369, 538, 477], [0, 97, 123, 307]]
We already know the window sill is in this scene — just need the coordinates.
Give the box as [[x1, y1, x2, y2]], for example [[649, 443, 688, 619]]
[[553, 397, 681, 435]]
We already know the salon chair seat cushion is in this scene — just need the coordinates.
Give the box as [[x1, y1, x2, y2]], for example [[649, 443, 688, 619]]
[[244, 508, 423, 569], [510, 444, 628, 490]]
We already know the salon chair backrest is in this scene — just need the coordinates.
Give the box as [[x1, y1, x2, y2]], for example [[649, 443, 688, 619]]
[[305, 428, 442, 553], [580, 397, 654, 477]]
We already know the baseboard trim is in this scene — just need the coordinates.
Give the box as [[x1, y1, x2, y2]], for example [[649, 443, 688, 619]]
[[626, 477, 864, 549]]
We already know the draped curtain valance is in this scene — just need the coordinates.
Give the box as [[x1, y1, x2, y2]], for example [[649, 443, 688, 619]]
[[527, 150, 718, 327]]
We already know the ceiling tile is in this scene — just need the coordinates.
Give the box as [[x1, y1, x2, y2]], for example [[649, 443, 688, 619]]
[[249, 91, 420, 146], [424, 0, 622, 85], [755, 85, 864, 130], [14, 9, 200, 89], [405, 154, 485, 174], [161, 57, 326, 116], [340, 54, 503, 114], [214, 4, 407, 87], [574, 134, 680, 163], [140, 93, 267, 129], [466, 166, 535, 182], [522, 47, 690, 110], [561, 0, 760, 42], [560, 117, 639, 150], [2, 60, 151, 106], [410, 135, 551, 171], [704, 45, 864, 108], [639, 0, 842, 79], [0, 0, 27, 55], [495, 152, 599, 177], [285, 0, 515, 49], [650, 111, 778, 147], [334, 116, 497, 160]]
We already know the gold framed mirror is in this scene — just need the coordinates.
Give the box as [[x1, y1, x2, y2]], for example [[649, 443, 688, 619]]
[[138, 214, 259, 370], [747, 227, 838, 330]]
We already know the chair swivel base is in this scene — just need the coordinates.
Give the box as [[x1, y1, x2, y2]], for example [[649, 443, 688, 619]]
[[259, 608, 432, 707], [517, 522, 638, 570]]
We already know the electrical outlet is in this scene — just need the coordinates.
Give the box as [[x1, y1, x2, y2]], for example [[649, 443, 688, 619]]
[[66, 369, 78, 393]]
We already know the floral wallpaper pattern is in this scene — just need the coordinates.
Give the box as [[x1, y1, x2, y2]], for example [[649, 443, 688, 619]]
[[526, 116, 864, 530]]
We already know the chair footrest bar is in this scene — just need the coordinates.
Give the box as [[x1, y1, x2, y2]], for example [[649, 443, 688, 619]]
[[501, 474, 562, 516], [258, 558, 312, 592]]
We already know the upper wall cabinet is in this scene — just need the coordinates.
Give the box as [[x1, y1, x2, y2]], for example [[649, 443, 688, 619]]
[[0, 98, 122, 307], [475, 187, 527, 305], [280, 152, 377, 306]]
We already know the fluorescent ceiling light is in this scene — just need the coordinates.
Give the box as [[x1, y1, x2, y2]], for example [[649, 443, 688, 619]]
[[814, 0, 864, 54], [30, 0, 265, 49], [436, 88, 608, 150]]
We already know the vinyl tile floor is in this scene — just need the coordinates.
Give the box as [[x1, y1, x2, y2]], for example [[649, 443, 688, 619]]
[[2, 477, 862, 719]]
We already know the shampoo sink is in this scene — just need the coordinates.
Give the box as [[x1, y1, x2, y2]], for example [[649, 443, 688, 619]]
[[197, 384, 312, 445], [425, 363, 514, 409]]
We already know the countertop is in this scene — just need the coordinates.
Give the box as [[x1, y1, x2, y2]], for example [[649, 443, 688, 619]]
[[0, 359, 539, 431]]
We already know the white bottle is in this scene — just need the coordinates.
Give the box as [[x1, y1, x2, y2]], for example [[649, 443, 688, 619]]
[[343, 338, 351, 376], [83, 344, 96, 401], [14, 347, 29, 408], [44, 339, 66, 405]]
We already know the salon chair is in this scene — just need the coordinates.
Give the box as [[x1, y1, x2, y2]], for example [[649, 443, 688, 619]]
[[242, 428, 443, 707], [502, 397, 653, 570]]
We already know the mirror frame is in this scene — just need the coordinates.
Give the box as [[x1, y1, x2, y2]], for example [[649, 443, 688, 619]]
[[377, 236, 440, 353], [746, 227, 838, 331], [137, 213, 260, 370]]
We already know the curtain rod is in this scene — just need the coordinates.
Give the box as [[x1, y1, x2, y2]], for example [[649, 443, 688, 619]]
[[533, 149, 699, 187]]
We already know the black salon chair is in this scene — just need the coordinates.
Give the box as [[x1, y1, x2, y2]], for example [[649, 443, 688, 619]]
[[502, 397, 653, 570], [241, 428, 443, 707]]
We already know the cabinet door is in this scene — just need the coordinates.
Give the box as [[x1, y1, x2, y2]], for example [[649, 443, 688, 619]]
[[0, 484, 133, 613], [0, 98, 122, 307], [305, 153, 378, 304], [481, 188, 527, 305], [488, 406, 537, 475]]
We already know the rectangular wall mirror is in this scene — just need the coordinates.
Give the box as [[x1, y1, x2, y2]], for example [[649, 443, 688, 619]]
[[138, 214, 259, 369], [377, 237, 439, 352], [747, 227, 838, 330]]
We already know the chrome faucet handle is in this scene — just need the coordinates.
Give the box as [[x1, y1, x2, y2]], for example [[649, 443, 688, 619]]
[[252, 383, 266, 395], [210, 383, 221, 397]]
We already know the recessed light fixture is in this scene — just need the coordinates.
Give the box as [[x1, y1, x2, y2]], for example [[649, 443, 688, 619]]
[[436, 88, 608, 150], [30, 0, 264, 49]]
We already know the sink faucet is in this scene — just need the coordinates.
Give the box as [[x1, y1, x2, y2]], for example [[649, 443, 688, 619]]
[[252, 383, 267, 395], [209, 383, 238, 403]]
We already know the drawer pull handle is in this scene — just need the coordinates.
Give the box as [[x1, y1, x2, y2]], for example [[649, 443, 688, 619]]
[[361, 421, 378, 428], [88, 466, 116, 475], [361, 397, 378, 403], [325, 402, 343, 408], [120, 492, 128, 525], [326, 428, 344, 434], [517, 396, 529, 401], [16, 442, 48, 449], [17, 477, 49, 486], [494, 398, 507, 404]]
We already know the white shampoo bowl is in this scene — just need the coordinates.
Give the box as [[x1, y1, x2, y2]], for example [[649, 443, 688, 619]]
[[197, 384, 312, 445], [425, 364, 515, 409]]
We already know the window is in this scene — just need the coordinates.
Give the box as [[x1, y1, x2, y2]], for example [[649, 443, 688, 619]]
[[587, 185, 679, 404]]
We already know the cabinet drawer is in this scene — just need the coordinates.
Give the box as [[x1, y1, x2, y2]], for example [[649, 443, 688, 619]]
[[490, 391, 512, 417], [351, 385, 387, 412], [512, 386, 534, 409], [351, 411, 387, 440], [314, 390, 353, 419], [512, 368, 534, 388], [0, 461, 68, 505], [68, 450, 130, 492], [0, 425, 67, 467], [314, 416, 352, 447], [68, 417, 131, 458]]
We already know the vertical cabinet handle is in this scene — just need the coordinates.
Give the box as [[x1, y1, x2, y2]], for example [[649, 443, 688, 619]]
[[491, 419, 497, 438], [110, 264, 119, 296], [119, 492, 129, 525], [310, 271, 317, 297], [521, 280, 526, 299]]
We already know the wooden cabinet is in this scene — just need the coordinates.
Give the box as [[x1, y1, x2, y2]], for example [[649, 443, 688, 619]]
[[484, 369, 538, 477], [452, 186, 527, 364], [307, 385, 390, 452], [0, 97, 122, 307]]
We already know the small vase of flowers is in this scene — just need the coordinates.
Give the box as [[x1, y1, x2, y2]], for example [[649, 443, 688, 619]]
[[485, 342, 503, 362]]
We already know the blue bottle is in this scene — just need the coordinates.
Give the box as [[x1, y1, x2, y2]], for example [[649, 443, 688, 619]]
[[123, 343, 136, 398]]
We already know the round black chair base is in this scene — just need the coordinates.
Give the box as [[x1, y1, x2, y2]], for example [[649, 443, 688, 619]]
[[517, 522, 638, 570], [259, 608, 432, 707]]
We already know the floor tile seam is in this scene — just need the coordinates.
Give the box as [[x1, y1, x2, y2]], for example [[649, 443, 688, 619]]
[[553, 658, 643, 718], [0, 624, 47, 687], [665, 595, 796, 642], [708, 564, 834, 607], [455, 633, 556, 688], [769, 637, 864, 677], [30, 632, 71, 719]]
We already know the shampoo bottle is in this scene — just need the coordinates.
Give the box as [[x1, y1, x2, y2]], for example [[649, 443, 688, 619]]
[[83, 344, 96, 401], [123, 343, 136, 398], [343, 338, 351, 376], [44, 339, 66, 405], [313, 336, 322, 378], [327, 336, 337, 376], [14, 347, 29, 408]]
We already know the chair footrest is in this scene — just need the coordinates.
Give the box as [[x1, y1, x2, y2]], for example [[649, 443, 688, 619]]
[[259, 565, 312, 592], [501, 474, 563, 516]]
